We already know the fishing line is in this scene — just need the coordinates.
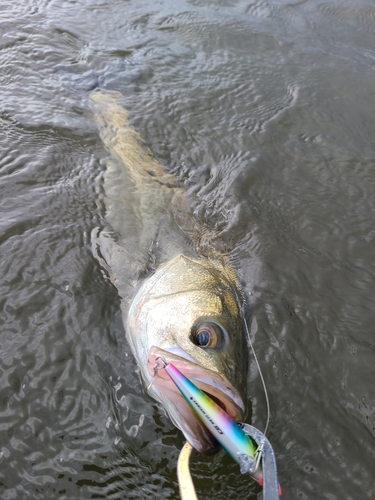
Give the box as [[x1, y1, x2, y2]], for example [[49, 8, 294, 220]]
[[235, 288, 271, 437], [243, 317, 271, 437], [171, 257, 271, 436]]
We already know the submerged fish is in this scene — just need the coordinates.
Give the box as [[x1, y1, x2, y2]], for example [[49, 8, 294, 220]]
[[90, 90, 249, 454]]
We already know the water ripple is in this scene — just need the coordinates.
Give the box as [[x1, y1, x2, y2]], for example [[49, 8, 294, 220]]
[[1, 0, 375, 498]]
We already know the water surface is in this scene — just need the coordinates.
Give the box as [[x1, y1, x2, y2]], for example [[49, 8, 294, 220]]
[[1, 0, 374, 498]]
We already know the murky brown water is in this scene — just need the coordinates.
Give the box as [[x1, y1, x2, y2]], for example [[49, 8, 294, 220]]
[[1, 1, 375, 499]]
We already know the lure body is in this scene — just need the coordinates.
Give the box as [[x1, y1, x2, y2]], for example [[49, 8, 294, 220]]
[[164, 363, 262, 483]]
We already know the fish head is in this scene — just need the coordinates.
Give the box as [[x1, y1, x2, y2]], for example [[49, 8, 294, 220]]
[[126, 254, 249, 454]]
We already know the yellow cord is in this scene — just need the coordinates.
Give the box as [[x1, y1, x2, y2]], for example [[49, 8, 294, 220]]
[[177, 442, 198, 500]]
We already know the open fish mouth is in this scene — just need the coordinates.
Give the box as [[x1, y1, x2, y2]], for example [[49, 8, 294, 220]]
[[147, 346, 245, 455]]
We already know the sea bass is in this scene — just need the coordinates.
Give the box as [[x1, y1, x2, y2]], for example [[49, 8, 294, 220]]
[[90, 90, 249, 454]]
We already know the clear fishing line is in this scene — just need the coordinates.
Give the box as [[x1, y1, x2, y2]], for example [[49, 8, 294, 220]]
[[234, 287, 271, 437], [243, 317, 271, 437]]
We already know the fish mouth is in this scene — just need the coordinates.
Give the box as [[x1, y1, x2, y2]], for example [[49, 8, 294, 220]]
[[147, 346, 245, 455]]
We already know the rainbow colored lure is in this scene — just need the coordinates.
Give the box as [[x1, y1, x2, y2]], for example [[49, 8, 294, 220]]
[[163, 362, 262, 482], [163, 361, 282, 498]]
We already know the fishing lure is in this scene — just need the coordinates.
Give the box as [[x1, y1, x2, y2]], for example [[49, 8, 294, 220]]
[[155, 358, 281, 498]]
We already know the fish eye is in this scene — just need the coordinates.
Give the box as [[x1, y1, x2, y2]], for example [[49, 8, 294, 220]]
[[192, 323, 222, 348]]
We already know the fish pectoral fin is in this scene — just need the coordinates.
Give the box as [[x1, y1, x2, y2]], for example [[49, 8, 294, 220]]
[[91, 227, 144, 299], [91, 227, 115, 274]]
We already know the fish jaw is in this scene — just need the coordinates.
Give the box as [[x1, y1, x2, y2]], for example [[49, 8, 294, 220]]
[[147, 345, 245, 455]]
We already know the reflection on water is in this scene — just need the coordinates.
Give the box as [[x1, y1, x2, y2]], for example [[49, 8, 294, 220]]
[[1, 0, 375, 498]]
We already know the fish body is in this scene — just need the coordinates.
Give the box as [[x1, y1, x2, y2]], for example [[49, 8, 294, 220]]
[[90, 91, 249, 454]]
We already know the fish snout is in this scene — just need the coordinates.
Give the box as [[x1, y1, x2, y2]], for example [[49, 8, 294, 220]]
[[146, 345, 246, 455]]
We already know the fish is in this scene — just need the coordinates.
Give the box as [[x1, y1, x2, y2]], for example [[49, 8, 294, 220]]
[[90, 90, 249, 455]]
